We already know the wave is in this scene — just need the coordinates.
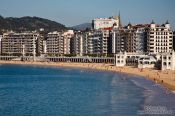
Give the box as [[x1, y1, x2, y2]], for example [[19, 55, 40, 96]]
[[130, 76, 175, 115]]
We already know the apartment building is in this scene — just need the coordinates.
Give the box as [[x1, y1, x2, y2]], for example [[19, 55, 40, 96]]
[[71, 31, 88, 56], [1, 32, 41, 56], [46, 31, 64, 56], [147, 21, 173, 54], [0, 35, 2, 54], [62, 30, 74, 55], [87, 29, 110, 56], [112, 28, 130, 54], [134, 27, 147, 53], [173, 31, 175, 50], [46, 30, 74, 56]]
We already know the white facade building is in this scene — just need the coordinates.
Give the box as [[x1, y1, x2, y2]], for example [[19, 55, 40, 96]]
[[161, 51, 175, 70], [92, 16, 121, 30], [115, 52, 146, 67], [147, 21, 173, 54], [115, 52, 127, 66], [138, 56, 157, 69]]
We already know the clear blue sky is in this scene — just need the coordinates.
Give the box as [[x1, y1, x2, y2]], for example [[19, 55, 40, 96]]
[[0, 0, 175, 28]]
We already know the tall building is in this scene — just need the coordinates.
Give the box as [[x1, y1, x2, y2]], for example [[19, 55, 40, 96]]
[[42, 40, 47, 54], [92, 15, 121, 30], [0, 35, 2, 54], [46, 31, 64, 56], [71, 29, 111, 56], [134, 27, 147, 53], [112, 28, 126, 54], [112, 27, 133, 54], [71, 31, 88, 56], [147, 21, 173, 54], [46, 30, 74, 56], [87, 30, 110, 56], [62, 30, 74, 55], [1, 32, 41, 56], [173, 31, 175, 50], [131, 24, 148, 53], [112, 24, 148, 54]]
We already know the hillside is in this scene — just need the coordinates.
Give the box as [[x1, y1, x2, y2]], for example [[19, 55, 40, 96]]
[[0, 16, 67, 34], [71, 23, 92, 30]]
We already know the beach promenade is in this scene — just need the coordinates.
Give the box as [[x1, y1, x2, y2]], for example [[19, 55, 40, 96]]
[[0, 61, 175, 91]]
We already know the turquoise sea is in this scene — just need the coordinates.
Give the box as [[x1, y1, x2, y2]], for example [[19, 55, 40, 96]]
[[0, 64, 174, 116]]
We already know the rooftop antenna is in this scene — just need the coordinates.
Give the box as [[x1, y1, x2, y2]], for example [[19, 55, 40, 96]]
[[112, 12, 114, 17], [119, 10, 120, 18], [118, 10, 122, 27]]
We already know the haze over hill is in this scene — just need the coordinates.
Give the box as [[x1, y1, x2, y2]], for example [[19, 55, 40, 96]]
[[71, 23, 92, 30], [0, 16, 67, 34]]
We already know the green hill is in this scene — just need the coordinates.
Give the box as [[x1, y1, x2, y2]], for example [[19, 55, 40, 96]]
[[0, 15, 67, 34]]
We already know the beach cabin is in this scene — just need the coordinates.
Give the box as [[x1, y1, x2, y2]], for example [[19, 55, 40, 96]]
[[138, 56, 157, 69], [161, 51, 175, 70], [115, 52, 127, 66]]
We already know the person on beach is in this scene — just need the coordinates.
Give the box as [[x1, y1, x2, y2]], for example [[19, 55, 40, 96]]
[[140, 68, 143, 72], [161, 80, 164, 83], [155, 80, 158, 84]]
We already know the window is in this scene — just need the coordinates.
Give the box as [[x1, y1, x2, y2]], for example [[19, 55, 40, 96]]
[[145, 61, 149, 64], [163, 62, 166, 65], [169, 62, 171, 65], [151, 62, 155, 64]]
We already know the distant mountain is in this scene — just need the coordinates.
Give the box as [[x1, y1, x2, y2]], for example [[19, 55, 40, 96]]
[[72, 23, 92, 30], [0, 15, 67, 34]]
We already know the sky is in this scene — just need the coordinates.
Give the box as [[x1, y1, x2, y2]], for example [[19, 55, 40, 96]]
[[0, 0, 175, 28]]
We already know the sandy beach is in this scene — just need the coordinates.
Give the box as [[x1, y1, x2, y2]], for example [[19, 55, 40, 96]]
[[0, 60, 175, 91]]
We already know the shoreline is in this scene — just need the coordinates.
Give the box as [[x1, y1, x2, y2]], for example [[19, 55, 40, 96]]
[[0, 60, 175, 91]]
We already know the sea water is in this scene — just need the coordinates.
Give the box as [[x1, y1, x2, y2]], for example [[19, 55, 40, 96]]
[[0, 64, 174, 116]]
